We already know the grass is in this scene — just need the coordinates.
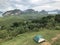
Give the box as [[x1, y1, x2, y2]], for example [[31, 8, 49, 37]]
[[0, 29, 60, 45]]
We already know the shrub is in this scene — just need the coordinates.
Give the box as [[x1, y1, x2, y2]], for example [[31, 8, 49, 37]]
[[55, 26, 60, 30], [0, 30, 8, 39]]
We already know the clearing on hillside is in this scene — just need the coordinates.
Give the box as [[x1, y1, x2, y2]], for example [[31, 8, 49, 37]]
[[0, 29, 60, 45]]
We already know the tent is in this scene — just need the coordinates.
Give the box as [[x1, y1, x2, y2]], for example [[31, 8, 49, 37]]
[[34, 35, 45, 43]]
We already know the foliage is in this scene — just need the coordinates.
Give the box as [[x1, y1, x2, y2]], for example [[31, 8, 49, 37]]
[[1, 29, 60, 45], [0, 14, 60, 42]]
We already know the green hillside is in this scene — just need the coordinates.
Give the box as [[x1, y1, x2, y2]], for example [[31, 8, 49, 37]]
[[0, 14, 60, 45], [0, 29, 60, 45]]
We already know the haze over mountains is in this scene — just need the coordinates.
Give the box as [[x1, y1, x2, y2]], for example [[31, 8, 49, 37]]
[[0, 9, 60, 16], [0, 11, 3, 17], [0, 9, 60, 17]]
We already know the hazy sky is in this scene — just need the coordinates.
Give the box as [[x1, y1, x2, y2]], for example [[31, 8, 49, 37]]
[[0, 0, 60, 11]]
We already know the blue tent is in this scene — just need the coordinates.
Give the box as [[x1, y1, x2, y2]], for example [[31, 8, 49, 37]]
[[34, 35, 45, 43]]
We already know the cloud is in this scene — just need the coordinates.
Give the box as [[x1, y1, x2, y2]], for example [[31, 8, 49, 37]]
[[0, 0, 60, 11], [53, 0, 60, 1], [15, 4, 30, 10], [32, 4, 53, 11], [29, 0, 50, 5], [0, 0, 13, 11], [32, 0, 60, 11]]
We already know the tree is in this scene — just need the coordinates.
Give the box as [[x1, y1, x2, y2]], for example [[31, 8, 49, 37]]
[[55, 14, 60, 22]]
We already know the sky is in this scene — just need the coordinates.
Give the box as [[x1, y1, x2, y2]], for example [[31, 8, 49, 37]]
[[0, 0, 60, 11]]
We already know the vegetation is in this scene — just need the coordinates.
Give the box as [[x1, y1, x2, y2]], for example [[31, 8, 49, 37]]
[[0, 29, 60, 45], [0, 13, 60, 45]]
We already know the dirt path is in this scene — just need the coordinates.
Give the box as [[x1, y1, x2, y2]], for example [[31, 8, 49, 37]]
[[41, 41, 51, 45], [41, 34, 60, 45], [51, 34, 60, 44]]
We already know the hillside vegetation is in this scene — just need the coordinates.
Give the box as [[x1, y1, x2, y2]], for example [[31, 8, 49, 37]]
[[0, 29, 60, 45], [0, 14, 60, 45]]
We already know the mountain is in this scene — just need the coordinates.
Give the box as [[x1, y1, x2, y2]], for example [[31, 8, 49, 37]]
[[0, 11, 3, 17], [24, 9, 38, 14], [0, 11, 2, 14], [57, 10, 60, 14], [2, 9, 60, 16], [48, 9, 60, 14], [39, 9, 60, 14], [3, 9, 39, 16], [3, 9, 22, 16], [40, 10, 48, 14]]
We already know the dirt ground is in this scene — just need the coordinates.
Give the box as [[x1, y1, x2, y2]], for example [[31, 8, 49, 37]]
[[41, 34, 60, 45], [41, 41, 51, 45]]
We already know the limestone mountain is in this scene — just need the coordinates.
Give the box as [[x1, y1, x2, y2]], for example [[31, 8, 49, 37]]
[[3, 9, 22, 16]]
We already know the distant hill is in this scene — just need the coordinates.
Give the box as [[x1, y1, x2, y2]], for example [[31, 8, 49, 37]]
[[0, 11, 2, 13], [2, 9, 39, 16], [40, 10, 48, 14], [57, 10, 60, 14], [24, 9, 38, 14], [48, 10, 60, 14], [2, 9, 60, 16], [3, 9, 22, 16], [0, 11, 3, 17]]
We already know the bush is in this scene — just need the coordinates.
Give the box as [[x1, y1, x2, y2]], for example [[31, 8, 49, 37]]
[[55, 14, 60, 22], [55, 26, 60, 30], [0, 30, 8, 39], [33, 28, 39, 32]]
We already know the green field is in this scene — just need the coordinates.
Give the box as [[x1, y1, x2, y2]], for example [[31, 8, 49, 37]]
[[0, 29, 60, 45]]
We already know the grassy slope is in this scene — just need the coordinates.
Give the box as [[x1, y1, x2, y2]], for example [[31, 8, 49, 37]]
[[0, 29, 60, 45]]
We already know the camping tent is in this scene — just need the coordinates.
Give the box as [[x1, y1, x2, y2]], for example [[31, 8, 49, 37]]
[[34, 35, 45, 43]]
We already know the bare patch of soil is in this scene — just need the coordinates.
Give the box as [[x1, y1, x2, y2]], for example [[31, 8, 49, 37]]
[[51, 34, 60, 44], [41, 41, 51, 45], [41, 34, 60, 45]]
